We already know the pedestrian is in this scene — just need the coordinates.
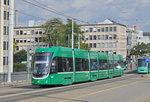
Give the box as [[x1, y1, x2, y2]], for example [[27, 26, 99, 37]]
[[130, 63, 132, 70]]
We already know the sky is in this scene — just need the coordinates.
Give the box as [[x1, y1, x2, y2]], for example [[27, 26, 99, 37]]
[[15, 0, 150, 32]]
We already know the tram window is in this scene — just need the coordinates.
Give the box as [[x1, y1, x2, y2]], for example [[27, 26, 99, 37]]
[[148, 63, 150, 68], [75, 58, 89, 71], [52, 57, 73, 73], [109, 60, 113, 69], [99, 60, 107, 70], [114, 60, 119, 68], [91, 59, 98, 71]]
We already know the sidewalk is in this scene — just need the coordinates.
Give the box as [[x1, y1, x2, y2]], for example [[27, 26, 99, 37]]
[[0, 80, 31, 88]]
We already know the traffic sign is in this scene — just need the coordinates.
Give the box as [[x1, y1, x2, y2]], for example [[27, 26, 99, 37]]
[[145, 58, 150, 63]]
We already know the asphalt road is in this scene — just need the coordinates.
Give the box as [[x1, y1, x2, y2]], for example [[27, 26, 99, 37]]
[[0, 71, 150, 102]]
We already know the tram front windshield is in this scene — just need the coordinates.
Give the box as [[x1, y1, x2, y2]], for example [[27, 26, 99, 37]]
[[138, 59, 146, 67], [33, 53, 53, 78]]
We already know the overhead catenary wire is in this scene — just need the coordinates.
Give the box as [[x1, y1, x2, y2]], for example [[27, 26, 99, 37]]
[[0, 4, 48, 22], [22, 0, 89, 24], [17, 10, 47, 20]]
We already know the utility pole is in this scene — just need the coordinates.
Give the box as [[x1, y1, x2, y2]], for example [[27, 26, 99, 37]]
[[72, 19, 74, 49], [71, 19, 75, 82], [8, 0, 14, 83], [78, 33, 80, 49], [27, 46, 31, 81]]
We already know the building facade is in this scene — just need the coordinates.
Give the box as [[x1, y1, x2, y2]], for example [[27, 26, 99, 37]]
[[136, 31, 150, 44], [14, 27, 48, 52], [81, 19, 127, 59], [143, 32, 150, 44], [0, 0, 10, 73]]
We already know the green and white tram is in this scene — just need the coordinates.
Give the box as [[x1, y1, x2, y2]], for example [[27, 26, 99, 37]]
[[32, 46, 124, 86], [137, 56, 150, 74]]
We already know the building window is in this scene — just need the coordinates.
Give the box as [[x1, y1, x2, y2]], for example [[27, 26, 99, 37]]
[[35, 38, 38, 42], [90, 43, 92, 48], [3, 26, 6, 35], [16, 39, 19, 43], [105, 27, 108, 32], [3, 41, 6, 50], [113, 34, 117, 39], [90, 35, 92, 40], [93, 28, 97, 32], [101, 35, 104, 40], [3, 57, 6, 65], [110, 27, 112, 32], [23, 31, 27, 35], [7, 0, 9, 5], [7, 26, 9, 35], [31, 30, 34, 34], [4, 11, 6, 20], [102, 43, 104, 48], [102, 28, 104, 32], [109, 35, 113, 40], [20, 39, 23, 43], [105, 35, 108, 40], [89, 28, 93, 32], [110, 42, 113, 48], [97, 35, 100, 40], [39, 30, 42, 34], [113, 27, 117, 32], [20, 30, 23, 35], [7, 56, 8, 65], [35, 31, 38, 34], [27, 31, 31, 35], [105, 43, 108, 48], [97, 43, 100, 48], [113, 43, 117, 48], [7, 12, 9, 20], [85, 28, 88, 32], [27, 38, 31, 42], [24, 39, 27, 43], [94, 35, 96, 40], [16, 30, 19, 35], [4, 0, 7, 5], [93, 43, 96, 48], [7, 41, 8, 50], [97, 28, 100, 32], [85, 35, 88, 40]]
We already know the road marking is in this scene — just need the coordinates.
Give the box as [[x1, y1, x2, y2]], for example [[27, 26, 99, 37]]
[[58, 78, 150, 102], [0, 74, 137, 99]]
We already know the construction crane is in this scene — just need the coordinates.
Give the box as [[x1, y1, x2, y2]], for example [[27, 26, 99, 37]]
[[127, 25, 142, 31]]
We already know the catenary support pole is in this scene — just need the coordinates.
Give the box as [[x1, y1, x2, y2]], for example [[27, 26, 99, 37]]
[[8, 0, 14, 83], [72, 19, 74, 49]]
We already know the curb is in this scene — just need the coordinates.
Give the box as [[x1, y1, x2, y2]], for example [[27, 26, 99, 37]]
[[0, 80, 31, 88]]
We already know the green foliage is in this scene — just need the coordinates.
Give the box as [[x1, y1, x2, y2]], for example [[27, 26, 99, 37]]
[[130, 43, 150, 56], [13, 50, 27, 63], [13, 41, 17, 53], [42, 18, 90, 50], [13, 63, 26, 72]]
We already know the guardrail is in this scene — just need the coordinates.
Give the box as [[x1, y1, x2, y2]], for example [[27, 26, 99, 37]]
[[0, 72, 32, 83]]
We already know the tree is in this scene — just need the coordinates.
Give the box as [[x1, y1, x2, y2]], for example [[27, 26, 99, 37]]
[[13, 50, 27, 63], [42, 18, 90, 50], [13, 50, 27, 72], [42, 18, 65, 47], [130, 43, 150, 56], [13, 41, 17, 53]]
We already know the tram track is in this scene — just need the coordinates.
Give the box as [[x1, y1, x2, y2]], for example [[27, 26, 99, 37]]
[[0, 72, 139, 102]]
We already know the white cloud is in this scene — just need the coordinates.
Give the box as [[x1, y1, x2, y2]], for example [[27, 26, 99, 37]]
[[14, 0, 150, 31]]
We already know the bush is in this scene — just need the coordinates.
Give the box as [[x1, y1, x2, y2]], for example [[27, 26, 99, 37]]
[[13, 63, 26, 72]]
